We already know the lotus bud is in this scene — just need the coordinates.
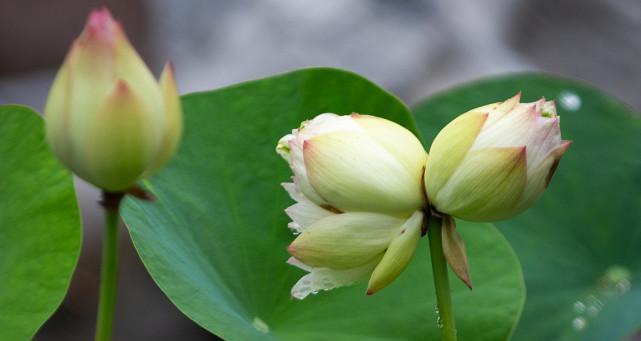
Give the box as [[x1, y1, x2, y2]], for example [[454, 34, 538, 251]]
[[277, 113, 428, 299], [44, 8, 182, 191], [277, 113, 427, 215], [424, 93, 571, 222]]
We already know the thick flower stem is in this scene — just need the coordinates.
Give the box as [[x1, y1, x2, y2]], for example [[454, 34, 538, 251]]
[[95, 192, 124, 341], [427, 215, 457, 341]]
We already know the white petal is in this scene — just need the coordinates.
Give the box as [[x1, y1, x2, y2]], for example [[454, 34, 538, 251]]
[[516, 140, 571, 211], [284, 113, 363, 205], [282, 182, 305, 203], [471, 99, 563, 174], [289, 136, 326, 205], [524, 116, 561, 172], [287, 256, 312, 271], [287, 256, 380, 300], [285, 202, 334, 233], [472, 92, 521, 128], [296, 113, 360, 140], [282, 182, 335, 233], [472, 103, 537, 151]]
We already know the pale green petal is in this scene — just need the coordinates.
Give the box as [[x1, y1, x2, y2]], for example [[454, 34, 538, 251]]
[[305, 131, 424, 214], [288, 212, 403, 269], [425, 111, 488, 199], [367, 210, 423, 294], [65, 42, 116, 159], [143, 63, 183, 176], [44, 62, 73, 168], [434, 146, 527, 221], [113, 26, 165, 125], [78, 81, 159, 190], [352, 114, 427, 183]]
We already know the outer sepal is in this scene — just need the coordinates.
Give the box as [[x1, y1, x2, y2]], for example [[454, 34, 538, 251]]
[[367, 210, 423, 295], [441, 215, 472, 289]]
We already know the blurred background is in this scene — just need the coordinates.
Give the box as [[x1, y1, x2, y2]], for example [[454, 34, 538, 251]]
[[1, 0, 639, 340]]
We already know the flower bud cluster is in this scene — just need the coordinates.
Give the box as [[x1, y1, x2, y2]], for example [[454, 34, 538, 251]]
[[278, 94, 570, 298]]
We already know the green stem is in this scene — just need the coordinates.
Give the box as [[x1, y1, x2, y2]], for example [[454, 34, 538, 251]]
[[427, 215, 457, 341], [95, 192, 122, 341]]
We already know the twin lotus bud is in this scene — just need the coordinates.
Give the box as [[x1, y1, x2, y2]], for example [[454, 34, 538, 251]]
[[278, 95, 570, 298], [45, 9, 182, 191]]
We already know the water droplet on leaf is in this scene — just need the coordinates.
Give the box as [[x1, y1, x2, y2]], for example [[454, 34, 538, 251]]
[[252, 317, 270, 333], [572, 317, 587, 331], [559, 91, 581, 111], [573, 301, 586, 314]]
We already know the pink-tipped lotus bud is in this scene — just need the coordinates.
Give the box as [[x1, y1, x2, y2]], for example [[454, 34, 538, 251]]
[[45, 8, 182, 191], [424, 93, 571, 221]]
